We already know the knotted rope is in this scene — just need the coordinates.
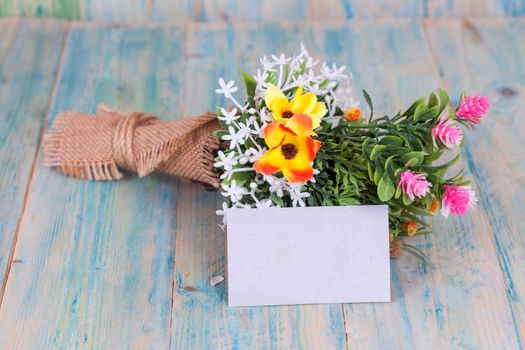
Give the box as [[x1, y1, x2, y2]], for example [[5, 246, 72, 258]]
[[43, 105, 221, 188]]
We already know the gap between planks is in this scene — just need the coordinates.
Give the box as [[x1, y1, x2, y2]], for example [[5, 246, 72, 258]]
[[0, 22, 72, 310], [420, 17, 525, 344]]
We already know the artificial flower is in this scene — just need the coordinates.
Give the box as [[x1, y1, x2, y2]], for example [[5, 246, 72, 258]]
[[403, 221, 418, 236], [254, 121, 320, 183], [264, 84, 327, 130], [345, 107, 362, 122], [428, 198, 440, 215], [432, 115, 463, 148], [456, 95, 490, 125], [441, 185, 476, 217], [399, 171, 432, 201]]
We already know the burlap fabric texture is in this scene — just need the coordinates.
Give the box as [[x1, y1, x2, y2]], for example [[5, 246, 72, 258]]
[[43, 105, 221, 188]]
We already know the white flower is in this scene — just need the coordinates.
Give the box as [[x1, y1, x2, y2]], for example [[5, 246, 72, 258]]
[[260, 56, 275, 72], [272, 53, 291, 65], [221, 180, 247, 203], [256, 199, 274, 208], [215, 78, 238, 98], [248, 147, 266, 163], [254, 69, 268, 86], [222, 126, 243, 149], [218, 108, 240, 124], [289, 184, 310, 207], [266, 175, 286, 197], [320, 62, 347, 81], [214, 150, 238, 171]]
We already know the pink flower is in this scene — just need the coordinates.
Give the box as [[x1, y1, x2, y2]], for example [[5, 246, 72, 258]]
[[399, 171, 432, 201], [456, 95, 490, 124], [441, 185, 476, 217], [432, 116, 463, 148]]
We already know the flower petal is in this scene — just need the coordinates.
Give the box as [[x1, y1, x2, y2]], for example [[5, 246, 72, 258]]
[[253, 147, 285, 175], [294, 136, 320, 162], [308, 102, 327, 128], [290, 91, 317, 115], [264, 84, 287, 112], [263, 121, 286, 148], [285, 114, 313, 137], [282, 158, 314, 183]]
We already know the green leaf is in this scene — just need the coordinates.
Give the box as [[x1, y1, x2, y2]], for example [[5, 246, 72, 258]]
[[413, 103, 427, 121], [242, 71, 257, 99], [438, 88, 449, 114], [424, 150, 444, 164], [402, 98, 425, 117], [402, 193, 413, 205], [213, 130, 227, 138], [401, 151, 424, 166], [367, 162, 375, 181], [380, 135, 403, 147], [417, 105, 440, 121], [395, 184, 402, 199], [428, 92, 438, 108], [362, 89, 374, 122], [370, 145, 386, 160], [377, 174, 395, 202], [229, 170, 254, 186]]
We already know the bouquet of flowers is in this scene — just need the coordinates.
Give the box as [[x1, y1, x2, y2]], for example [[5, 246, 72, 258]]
[[213, 44, 489, 256], [44, 44, 489, 259]]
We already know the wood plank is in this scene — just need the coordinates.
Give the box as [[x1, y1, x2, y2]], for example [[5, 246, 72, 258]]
[[425, 17, 525, 342], [0, 19, 67, 296], [0, 24, 186, 348], [80, 0, 193, 22], [0, 0, 79, 19], [331, 19, 522, 349], [169, 22, 348, 349]]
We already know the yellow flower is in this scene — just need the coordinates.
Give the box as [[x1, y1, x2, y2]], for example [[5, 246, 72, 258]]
[[254, 120, 320, 183], [264, 84, 327, 130], [345, 107, 362, 122]]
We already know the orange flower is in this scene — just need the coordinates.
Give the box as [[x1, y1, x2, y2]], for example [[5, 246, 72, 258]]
[[265, 84, 327, 131], [345, 107, 362, 122], [254, 119, 320, 183], [403, 221, 418, 236], [429, 198, 440, 215]]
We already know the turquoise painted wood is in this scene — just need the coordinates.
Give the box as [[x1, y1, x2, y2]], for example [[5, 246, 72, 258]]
[[1, 18, 525, 349], [170, 23, 347, 349], [2, 0, 525, 21], [0, 0, 79, 19], [0, 24, 187, 348], [425, 17, 525, 343], [0, 19, 67, 299], [331, 19, 523, 349]]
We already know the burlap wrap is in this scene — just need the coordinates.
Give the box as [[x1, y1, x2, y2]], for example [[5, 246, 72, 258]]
[[43, 105, 221, 188]]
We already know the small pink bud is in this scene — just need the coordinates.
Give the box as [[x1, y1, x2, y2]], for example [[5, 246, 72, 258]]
[[432, 116, 463, 148], [399, 171, 431, 201], [441, 185, 476, 217], [456, 95, 490, 125]]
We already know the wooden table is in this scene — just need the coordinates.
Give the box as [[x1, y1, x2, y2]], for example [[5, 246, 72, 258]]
[[0, 18, 523, 349]]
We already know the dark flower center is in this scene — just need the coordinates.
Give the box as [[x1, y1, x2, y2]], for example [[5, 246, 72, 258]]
[[282, 110, 294, 119], [281, 143, 298, 160]]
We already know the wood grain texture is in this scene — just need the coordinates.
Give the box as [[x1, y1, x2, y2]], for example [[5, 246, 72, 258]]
[[331, 19, 523, 349], [1, 18, 525, 350], [0, 23, 186, 349], [425, 17, 525, 344], [0, 0, 79, 19], [2, 0, 525, 21], [0, 19, 67, 297], [169, 22, 347, 350]]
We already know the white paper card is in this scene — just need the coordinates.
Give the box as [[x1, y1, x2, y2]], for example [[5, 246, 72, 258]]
[[226, 205, 390, 307]]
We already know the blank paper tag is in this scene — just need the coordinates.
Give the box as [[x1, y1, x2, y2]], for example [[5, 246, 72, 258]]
[[226, 205, 390, 307]]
